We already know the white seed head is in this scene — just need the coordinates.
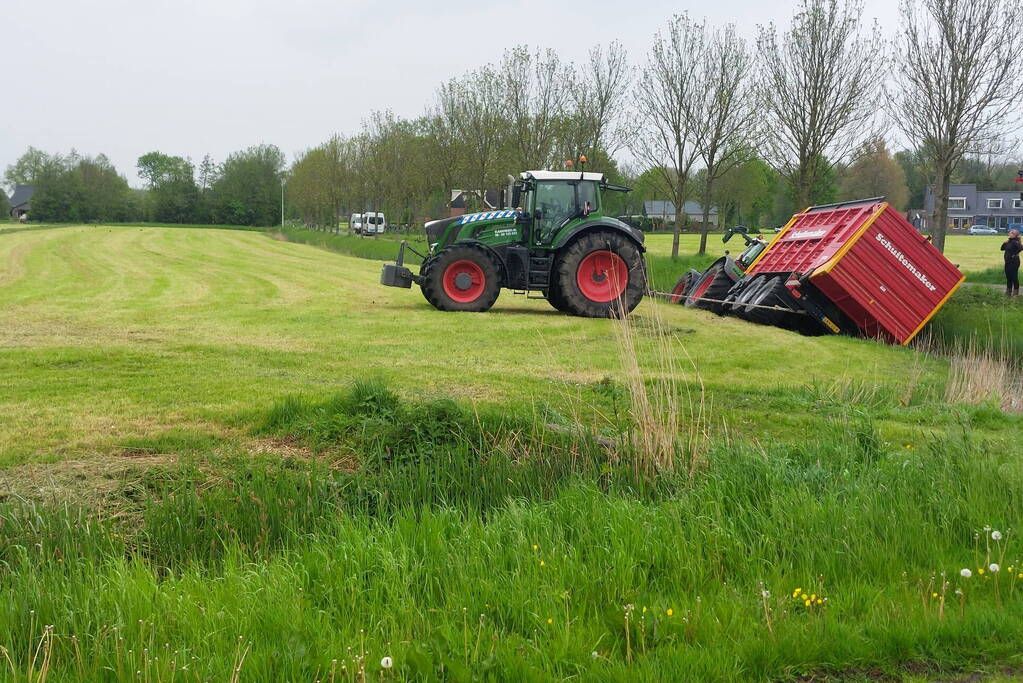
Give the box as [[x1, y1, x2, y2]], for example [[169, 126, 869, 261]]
[[960, 568, 972, 578], [989, 563, 1000, 573], [591, 651, 599, 659], [381, 656, 393, 669], [761, 590, 770, 598], [992, 530, 1003, 541]]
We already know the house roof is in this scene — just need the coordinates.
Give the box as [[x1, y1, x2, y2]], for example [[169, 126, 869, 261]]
[[449, 189, 499, 210], [9, 184, 34, 209]]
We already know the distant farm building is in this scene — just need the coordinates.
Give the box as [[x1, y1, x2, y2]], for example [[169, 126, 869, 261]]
[[9, 184, 35, 218]]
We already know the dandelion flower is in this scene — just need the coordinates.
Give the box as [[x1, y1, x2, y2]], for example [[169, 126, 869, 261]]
[[801, 593, 808, 601], [381, 657, 393, 669], [932, 592, 939, 598], [960, 568, 972, 578], [978, 568, 985, 575], [1017, 573, 1023, 580], [532, 544, 539, 552], [805, 599, 811, 607], [642, 606, 647, 614], [792, 587, 802, 598], [816, 599, 823, 606], [666, 608, 674, 617], [547, 618, 553, 624], [989, 563, 1000, 573], [810, 594, 817, 601], [539, 560, 545, 567], [992, 530, 1003, 541]]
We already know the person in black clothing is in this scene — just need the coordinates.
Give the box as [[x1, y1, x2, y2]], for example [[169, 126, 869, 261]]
[[1002, 229, 1022, 296]]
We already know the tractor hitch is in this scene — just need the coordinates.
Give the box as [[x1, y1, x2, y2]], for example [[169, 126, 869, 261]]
[[380, 240, 423, 289]]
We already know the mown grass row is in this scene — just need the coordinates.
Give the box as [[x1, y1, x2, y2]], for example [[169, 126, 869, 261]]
[[2, 381, 1022, 680]]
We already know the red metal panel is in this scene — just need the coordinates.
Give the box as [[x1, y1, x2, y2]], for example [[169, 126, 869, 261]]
[[810, 207, 964, 345], [748, 199, 964, 345], [748, 201, 884, 276]]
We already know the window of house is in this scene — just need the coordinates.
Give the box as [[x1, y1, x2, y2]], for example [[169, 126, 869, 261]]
[[988, 198, 1003, 209], [948, 197, 966, 210], [1014, 199, 1023, 210]]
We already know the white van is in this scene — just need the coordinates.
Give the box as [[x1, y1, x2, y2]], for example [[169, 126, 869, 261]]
[[363, 212, 387, 235], [350, 213, 364, 234]]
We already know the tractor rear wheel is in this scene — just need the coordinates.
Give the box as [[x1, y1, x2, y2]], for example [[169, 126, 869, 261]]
[[669, 269, 702, 304], [553, 231, 645, 318], [420, 245, 501, 312]]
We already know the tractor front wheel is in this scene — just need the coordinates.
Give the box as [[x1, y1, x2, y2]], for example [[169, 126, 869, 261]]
[[553, 231, 645, 318], [420, 245, 501, 312]]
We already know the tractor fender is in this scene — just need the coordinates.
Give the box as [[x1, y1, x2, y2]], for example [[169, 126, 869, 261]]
[[552, 219, 646, 253], [446, 239, 509, 285]]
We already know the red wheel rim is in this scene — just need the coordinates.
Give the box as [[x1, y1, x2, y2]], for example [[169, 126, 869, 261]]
[[670, 280, 687, 303], [442, 259, 486, 303], [576, 250, 628, 303]]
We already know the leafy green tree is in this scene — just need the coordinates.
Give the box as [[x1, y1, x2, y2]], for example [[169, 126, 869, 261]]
[[895, 148, 929, 210], [136, 151, 199, 223], [210, 145, 285, 226], [4, 146, 51, 191], [839, 138, 909, 210]]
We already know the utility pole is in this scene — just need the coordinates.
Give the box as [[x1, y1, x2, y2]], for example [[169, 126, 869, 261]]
[[280, 178, 285, 227]]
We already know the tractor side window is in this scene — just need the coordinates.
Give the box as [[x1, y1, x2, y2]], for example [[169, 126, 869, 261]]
[[579, 181, 598, 215]]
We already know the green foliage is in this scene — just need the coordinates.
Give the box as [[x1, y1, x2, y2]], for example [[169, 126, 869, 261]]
[[136, 151, 200, 223], [210, 144, 285, 227], [929, 286, 1023, 356], [29, 152, 135, 223]]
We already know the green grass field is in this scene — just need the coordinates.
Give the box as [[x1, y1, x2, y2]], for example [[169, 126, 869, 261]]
[[1, 224, 1022, 680]]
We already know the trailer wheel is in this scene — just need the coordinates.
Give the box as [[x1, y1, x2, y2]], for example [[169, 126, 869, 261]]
[[420, 245, 501, 312], [554, 231, 645, 318], [685, 263, 734, 313], [743, 276, 793, 327]]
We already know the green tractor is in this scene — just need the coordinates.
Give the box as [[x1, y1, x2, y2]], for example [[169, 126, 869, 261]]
[[380, 169, 647, 317]]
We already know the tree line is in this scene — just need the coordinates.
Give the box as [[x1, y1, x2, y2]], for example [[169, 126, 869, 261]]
[[5, 0, 1022, 254], [3, 145, 285, 226]]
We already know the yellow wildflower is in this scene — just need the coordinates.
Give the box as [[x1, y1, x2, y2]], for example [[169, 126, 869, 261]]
[[792, 588, 802, 598], [532, 545, 539, 552], [539, 560, 545, 567], [816, 599, 823, 605], [810, 594, 817, 601], [666, 608, 674, 617], [547, 618, 553, 624], [978, 568, 985, 575], [932, 592, 938, 598], [642, 606, 647, 614], [805, 599, 811, 607], [801, 593, 808, 601]]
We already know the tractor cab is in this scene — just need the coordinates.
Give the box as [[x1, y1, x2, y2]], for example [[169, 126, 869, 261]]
[[510, 171, 616, 247]]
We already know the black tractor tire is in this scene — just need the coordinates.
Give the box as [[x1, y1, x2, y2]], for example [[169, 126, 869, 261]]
[[669, 269, 702, 304], [730, 276, 772, 320], [684, 263, 735, 314], [743, 276, 794, 328], [545, 281, 572, 313], [420, 244, 502, 312], [553, 231, 645, 318]]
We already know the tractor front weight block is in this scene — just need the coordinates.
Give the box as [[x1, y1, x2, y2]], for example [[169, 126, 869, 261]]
[[380, 240, 424, 289]]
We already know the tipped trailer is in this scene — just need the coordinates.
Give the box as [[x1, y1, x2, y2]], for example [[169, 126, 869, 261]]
[[677, 199, 966, 345]]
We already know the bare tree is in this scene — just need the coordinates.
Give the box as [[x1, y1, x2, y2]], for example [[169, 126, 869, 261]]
[[633, 14, 705, 259], [757, 0, 884, 210], [689, 24, 759, 254], [891, 0, 1023, 252], [503, 46, 569, 171], [565, 41, 633, 164], [437, 66, 507, 206]]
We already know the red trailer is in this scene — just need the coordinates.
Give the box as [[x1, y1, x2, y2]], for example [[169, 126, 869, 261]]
[[693, 199, 965, 345]]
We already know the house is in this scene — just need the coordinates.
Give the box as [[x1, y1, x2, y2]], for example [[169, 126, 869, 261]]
[[9, 184, 35, 218], [924, 183, 1023, 232], [449, 189, 501, 217], [642, 200, 718, 226]]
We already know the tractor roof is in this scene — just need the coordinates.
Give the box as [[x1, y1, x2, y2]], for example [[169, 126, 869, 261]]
[[522, 171, 605, 182]]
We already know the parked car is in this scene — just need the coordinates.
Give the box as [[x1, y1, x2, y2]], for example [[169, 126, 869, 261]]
[[1008, 223, 1023, 234], [350, 213, 364, 234], [968, 224, 998, 235], [363, 212, 387, 235]]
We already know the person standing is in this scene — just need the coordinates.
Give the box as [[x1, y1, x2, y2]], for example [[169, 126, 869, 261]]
[[1002, 229, 1022, 296]]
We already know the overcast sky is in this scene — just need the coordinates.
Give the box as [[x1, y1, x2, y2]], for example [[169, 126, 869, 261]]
[[3, 0, 902, 188]]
